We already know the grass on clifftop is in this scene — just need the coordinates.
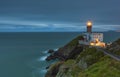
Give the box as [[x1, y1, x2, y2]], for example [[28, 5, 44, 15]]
[[66, 35, 83, 47], [57, 47, 120, 77], [55, 47, 120, 77], [76, 47, 120, 77], [57, 35, 83, 56], [46, 36, 120, 77], [76, 47, 105, 66], [78, 56, 120, 77]]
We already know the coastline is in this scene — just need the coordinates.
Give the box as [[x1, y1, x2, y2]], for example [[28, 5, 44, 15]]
[[45, 35, 120, 77]]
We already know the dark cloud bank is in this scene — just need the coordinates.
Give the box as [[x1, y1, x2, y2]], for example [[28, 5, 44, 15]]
[[0, 0, 120, 31]]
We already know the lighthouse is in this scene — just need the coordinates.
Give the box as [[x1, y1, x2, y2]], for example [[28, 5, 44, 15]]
[[86, 21, 92, 33], [79, 20, 105, 47]]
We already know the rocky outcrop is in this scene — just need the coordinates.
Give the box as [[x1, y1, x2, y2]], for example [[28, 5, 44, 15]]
[[45, 51, 67, 61], [66, 45, 83, 60], [45, 62, 64, 77], [55, 47, 105, 77], [45, 36, 120, 77], [57, 35, 83, 56], [45, 35, 83, 77], [45, 35, 83, 61], [48, 49, 55, 53]]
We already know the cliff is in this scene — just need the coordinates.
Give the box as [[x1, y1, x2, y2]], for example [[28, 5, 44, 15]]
[[45, 36, 120, 77], [46, 35, 84, 61]]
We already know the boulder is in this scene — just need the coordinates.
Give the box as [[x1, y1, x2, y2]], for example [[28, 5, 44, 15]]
[[45, 55, 57, 61], [48, 49, 55, 53], [46, 51, 66, 61], [46, 65, 50, 69]]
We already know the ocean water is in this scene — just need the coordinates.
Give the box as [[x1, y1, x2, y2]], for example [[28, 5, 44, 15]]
[[0, 32, 119, 77]]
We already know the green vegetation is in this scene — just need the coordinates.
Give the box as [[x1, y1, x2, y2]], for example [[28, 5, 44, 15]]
[[66, 35, 83, 47], [76, 47, 104, 66], [56, 47, 120, 77], [57, 35, 84, 56], [78, 56, 120, 77], [107, 38, 120, 56], [64, 59, 75, 66], [113, 50, 120, 56], [56, 59, 81, 77], [45, 62, 64, 77], [46, 36, 120, 77]]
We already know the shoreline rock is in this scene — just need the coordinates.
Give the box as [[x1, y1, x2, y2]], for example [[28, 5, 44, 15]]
[[45, 62, 64, 77], [45, 51, 67, 61], [45, 36, 84, 77], [48, 49, 55, 53], [46, 45, 84, 61]]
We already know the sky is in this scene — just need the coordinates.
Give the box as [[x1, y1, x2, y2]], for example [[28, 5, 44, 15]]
[[0, 0, 120, 32]]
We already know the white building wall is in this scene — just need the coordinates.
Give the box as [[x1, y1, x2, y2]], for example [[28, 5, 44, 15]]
[[83, 33, 90, 41], [79, 33, 104, 45], [90, 33, 103, 42]]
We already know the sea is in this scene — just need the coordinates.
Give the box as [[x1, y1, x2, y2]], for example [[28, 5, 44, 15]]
[[0, 32, 119, 77]]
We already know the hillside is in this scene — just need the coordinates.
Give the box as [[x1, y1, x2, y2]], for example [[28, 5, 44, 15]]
[[45, 36, 120, 77]]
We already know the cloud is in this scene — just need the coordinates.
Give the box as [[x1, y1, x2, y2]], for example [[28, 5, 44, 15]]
[[0, 0, 120, 24], [0, 18, 119, 32], [0, 20, 48, 27]]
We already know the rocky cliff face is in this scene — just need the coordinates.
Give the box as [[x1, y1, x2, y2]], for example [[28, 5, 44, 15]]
[[45, 62, 64, 77], [55, 47, 105, 77], [45, 35, 83, 61], [45, 36, 120, 77]]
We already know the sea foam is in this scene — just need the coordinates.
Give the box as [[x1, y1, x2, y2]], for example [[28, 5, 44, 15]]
[[40, 69, 47, 73], [39, 48, 58, 61], [39, 55, 48, 61], [42, 50, 48, 54], [42, 48, 58, 54], [54, 48, 58, 51]]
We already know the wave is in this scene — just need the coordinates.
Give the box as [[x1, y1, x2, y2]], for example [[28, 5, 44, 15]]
[[54, 48, 59, 51], [32, 69, 47, 77], [33, 48, 59, 77], [40, 69, 47, 73], [39, 48, 59, 61], [38, 55, 49, 61], [42, 50, 48, 54], [42, 48, 59, 54]]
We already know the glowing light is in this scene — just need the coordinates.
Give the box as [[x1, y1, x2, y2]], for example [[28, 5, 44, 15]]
[[95, 38, 99, 43], [90, 42, 94, 46], [87, 21, 92, 26], [90, 39, 106, 47]]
